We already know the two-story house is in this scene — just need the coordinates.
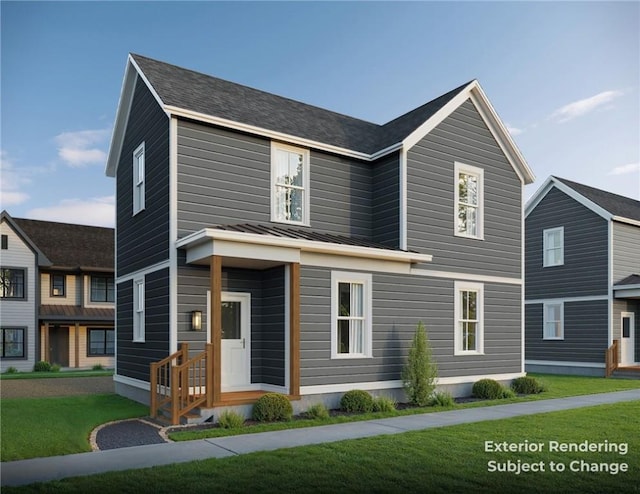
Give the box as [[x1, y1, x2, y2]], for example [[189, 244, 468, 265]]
[[0, 211, 115, 372], [105, 54, 535, 422], [525, 176, 640, 377]]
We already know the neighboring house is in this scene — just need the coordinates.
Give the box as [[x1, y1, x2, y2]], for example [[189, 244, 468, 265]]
[[105, 53, 535, 421], [0, 211, 115, 372], [525, 177, 640, 376]]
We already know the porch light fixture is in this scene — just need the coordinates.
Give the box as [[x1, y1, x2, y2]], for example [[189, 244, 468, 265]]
[[191, 310, 202, 331]]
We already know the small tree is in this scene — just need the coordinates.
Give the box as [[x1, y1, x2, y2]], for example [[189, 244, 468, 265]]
[[402, 321, 438, 406]]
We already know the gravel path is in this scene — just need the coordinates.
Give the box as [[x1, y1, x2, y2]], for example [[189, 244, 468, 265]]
[[0, 376, 114, 399], [94, 419, 167, 450]]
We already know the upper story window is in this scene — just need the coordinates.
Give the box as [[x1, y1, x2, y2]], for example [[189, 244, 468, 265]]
[[133, 142, 145, 215], [454, 162, 484, 240], [0, 328, 25, 358], [51, 274, 66, 297], [91, 276, 114, 303], [454, 281, 484, 355], [0, 268, 25, 299], [543, 227, 564, 267], [331, 271, 372, 359], [133, 277, 145, 342], [543, 302, 564, 340], [1, 235, 7, 250], [271, 142, 310, 225]]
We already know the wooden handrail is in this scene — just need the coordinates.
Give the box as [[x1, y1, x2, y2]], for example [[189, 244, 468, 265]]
[[605, 339, 619, 378]]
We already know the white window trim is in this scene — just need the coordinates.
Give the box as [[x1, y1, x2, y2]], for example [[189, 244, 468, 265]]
[[270, 142, 310, 226], [543, 226, 564, 267], [543, 301, 564, 340], [454, 280, 484, 355], [454, 162, 484, 240], [133, 142, 145, 215], [133, 276, 145, 342], [330, 271, 372, 359]]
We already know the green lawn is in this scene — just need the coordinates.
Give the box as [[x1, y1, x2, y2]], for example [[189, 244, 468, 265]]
[[5, 401, 639, 494], [0, 394, 148, 461], [0, 370, 113, 380]]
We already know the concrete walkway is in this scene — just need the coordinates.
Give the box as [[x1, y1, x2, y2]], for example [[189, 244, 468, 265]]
[[2, 389, 639, 487]]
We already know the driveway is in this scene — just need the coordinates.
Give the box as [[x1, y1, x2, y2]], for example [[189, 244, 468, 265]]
[[1, 376, 114, 399]]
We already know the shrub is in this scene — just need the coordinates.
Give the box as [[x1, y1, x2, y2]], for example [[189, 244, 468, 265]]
[[429, 391, 455, 407], [372, 396, 397, 413], [340, 389, 374, 413], [217, 410, 245, 429], [511, 376, 546, 395], [92, 364, 105, 371], [305, 403, 330, 420], [4, 366, 18, 374], [402, 321, 438, 406], [252, 393, 293, 422], [34, 361, 52, 372], [500, 387, 516, 399], [472, 379, 504, 400], [51, 364, 61, 372]]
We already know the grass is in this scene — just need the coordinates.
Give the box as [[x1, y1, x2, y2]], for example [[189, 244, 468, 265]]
[[4, 400, 639, 493], [168, 373, 640, 441], [0, 369, 113, 380], [0, 394, 148, 461]]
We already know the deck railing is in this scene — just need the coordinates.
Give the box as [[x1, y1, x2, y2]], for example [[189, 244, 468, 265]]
[[605, 339, 619, 378], [150, 343, 213, 424]]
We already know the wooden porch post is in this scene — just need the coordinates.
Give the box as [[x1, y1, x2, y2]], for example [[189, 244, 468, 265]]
[[289, 262, 300, 397], [210, 255, 222, 404], [74, 323, 80, 368], [43, 322, 50, 362]]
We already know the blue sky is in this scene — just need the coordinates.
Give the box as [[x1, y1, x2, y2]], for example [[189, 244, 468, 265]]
[[1, 1, 638, 227]]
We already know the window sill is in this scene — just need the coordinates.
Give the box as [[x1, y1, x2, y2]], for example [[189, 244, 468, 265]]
[[454, 231, 484, 241], [271, 218, 310, 228], [331, 354, 372, 360], [542, 263, 564, 268], [543, 337, 564, 341], [454, 350, 485, 356]]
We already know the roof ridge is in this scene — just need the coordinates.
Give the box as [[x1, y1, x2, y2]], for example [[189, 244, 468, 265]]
[[553, 176, 640, 205], [13, 216, 114, 231]]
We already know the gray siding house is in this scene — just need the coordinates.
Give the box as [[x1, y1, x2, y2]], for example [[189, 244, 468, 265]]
[[105, 54, 535, 420], [525, 177, 640, 376]]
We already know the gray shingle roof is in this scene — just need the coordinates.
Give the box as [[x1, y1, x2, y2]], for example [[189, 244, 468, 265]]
[[615, 274, 640, 286], [554, 177, 640, 223], [13, 218, 114, 270], [131, 54, 471, 155]]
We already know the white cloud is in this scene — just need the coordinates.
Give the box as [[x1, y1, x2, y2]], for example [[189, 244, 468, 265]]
[[0, 150, 31, 207], [608, 162, 640, 176], [27, 196, 115, 228], [55, 129, 110, 167], [550, 90, 623, 123], [505, 123, 523, 136]]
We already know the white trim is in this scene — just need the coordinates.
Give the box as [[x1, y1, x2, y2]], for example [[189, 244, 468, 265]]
[[410, 268, 521, 285], [169, 117, 179, 354], [399, 148, 408, 250], [613, 283, 640, 290], [525, 360, 606, 369], [620, 311, 636, 366], [284, 264, 291, 392], [330, 271, 373, 359], [128, 55, 166, 114], [454, 280, 484, 355], [612, 216, 640, 228], [543, 301, 564, 340], [113, 373, 151, 390], [270, 142, 311, 226], [133, 276, 145, 343], [614, 288, 640, 298], [177, 228, 433, 265], [220, 291, 252, 391], [132, 142, 145, 215], [115, 260, 170, 283], [454, 162, 484, 240], [608, 219, 613, 347], [302, 252, 410, 274], [525, 295, 608, 305], [521, 185, 526, 374], [542, 226, 564, 267], [299, 372, 526, 395]]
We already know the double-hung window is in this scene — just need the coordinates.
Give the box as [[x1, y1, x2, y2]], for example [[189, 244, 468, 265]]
[[454, 162, 484, 239], [0, 268, 25, 299], [454, 281, 484, 355], [331, 271, 372, 358], [88, 328, 115, 356], [0, 328, 25, 358], [271, 142, 310, 225], [91, 276, 115, 303], [51, 274, 65, 297], [133, 277, 145, 342], [543, 302, 564, 340], [543, 227, 564, 267], [133, 142, 145, 215]]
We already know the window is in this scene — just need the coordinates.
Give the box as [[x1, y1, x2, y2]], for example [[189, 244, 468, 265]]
[[543, 302, 564, 340], [331, 271, 372, 358], [88, 328, 115, 356], [50, 274, 65, 297], [1, 235, 7, 250], [0, 328, 25, 358], [133, 142, 145, 215], [0, 268, 25, 299], [91, 276, 114, 303], [543, 227, 564, 267], [271, 142, 310, 225], [454, 281, 484, 355], [133, 277, 145, 342], [454, 162, 484, 239]]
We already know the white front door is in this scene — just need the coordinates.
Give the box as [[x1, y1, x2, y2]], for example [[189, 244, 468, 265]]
[[221, 292, 251, 391], [620, 312, 635, 366]]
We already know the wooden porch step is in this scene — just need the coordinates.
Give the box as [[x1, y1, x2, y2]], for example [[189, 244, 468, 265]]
[[612, 366, 640, 380]]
